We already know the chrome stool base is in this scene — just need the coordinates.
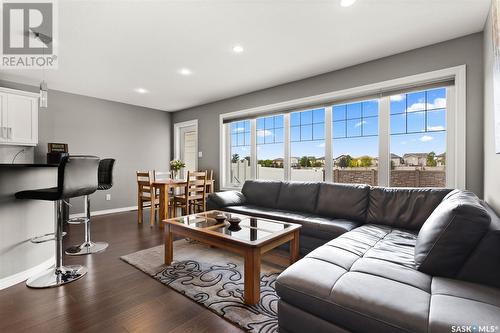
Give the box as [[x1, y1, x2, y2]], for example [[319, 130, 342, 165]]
[[26, 265, 87, 288], [65, 241, 108, 255]]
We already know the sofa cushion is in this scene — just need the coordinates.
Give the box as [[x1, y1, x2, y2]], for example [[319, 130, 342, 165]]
[[428, 278, 500, 333], [415, 190, 491, 278], [207, 190, 246, 208], [367, 187, 452, 230], [241, 180, 282, 208], [276, 182, 319, 214], [276, 225, 431, 333], [276, 224, 500, 333], [457, 202, 500, 289], [224, 205, 359, 240], [305, 216, 362, 240], [223, 205, 311, 223], [315, 183, 369, 222]]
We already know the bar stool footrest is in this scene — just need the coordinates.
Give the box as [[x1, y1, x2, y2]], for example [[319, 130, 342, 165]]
[[30, 232, 67, 243], [66, 217, 89, 225]]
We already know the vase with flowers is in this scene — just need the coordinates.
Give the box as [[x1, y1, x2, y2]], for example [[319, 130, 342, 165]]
[[169, 159, 185, 179]]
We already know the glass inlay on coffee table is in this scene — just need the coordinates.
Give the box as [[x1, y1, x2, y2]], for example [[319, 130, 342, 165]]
[[163, 210, 302, 305]]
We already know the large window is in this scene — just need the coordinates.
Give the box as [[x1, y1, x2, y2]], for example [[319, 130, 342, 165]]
[[333, 100, 379, 185], [290, 108, 325, 181], [256, 115, 285, 180], [390, 88, 446, 187], [229, 120, 251, 186], [222, 80, 460, 190]]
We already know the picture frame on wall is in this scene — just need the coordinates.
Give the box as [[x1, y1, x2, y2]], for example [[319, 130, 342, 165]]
[[494, 0, 500, 153]]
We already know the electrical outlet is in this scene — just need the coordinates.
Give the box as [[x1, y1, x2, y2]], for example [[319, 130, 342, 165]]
[[105, 194, 111, 201]]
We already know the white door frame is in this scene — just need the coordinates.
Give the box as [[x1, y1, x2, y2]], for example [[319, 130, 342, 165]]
[[174, 119, 199, 171]]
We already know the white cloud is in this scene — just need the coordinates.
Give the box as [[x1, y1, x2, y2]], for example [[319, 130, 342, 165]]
[[318, 142, 325, 148], [235, 127, 245, 133], [407, 102, 430, 112], [419, 135, 433, 142], [407, 97, 446, 112], [427, 125, 445, 131], [433, 97, 446, 108], [390, 94, 404, 102], [257, 130, 273, 137], [355, 120, 367, 128]]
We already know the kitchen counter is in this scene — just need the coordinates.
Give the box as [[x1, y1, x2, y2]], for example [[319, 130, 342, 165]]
[[0, 163, 58, 168], [0, 166, 58, 289]]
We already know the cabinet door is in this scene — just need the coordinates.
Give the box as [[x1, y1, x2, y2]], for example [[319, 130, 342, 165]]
[[6, 94, 38, 145]]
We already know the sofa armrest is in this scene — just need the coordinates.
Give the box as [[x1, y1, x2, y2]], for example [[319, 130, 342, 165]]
[[207, 191, 246, 209]]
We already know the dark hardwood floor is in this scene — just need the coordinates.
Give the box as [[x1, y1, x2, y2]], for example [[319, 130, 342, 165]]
[[0, 211, 244, 333]]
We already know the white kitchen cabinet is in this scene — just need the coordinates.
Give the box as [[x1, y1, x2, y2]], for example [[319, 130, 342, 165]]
[[0, 88, 39, 146]]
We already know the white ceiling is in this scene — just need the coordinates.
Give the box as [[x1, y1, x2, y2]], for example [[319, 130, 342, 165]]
[[0, 0, 491, 112]]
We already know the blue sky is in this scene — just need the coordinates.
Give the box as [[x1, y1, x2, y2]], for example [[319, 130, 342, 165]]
[[231, 88, 446, 161]]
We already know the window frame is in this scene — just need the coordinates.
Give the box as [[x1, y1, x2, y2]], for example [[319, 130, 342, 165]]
[[219, 66, 466, 191]]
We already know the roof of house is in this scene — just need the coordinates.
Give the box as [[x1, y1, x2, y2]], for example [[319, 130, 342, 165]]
[[403, 153, 428, 159], [334, 154, 350, 160], [391, 153, 403, 159]]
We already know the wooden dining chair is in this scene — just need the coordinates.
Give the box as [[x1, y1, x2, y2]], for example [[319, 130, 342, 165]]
[[153, 170, 175, 218], [204, 169, 214, 194], [153, 170, 170, 181], [136, 171, 159, 226], [174, 171, 207, 215]]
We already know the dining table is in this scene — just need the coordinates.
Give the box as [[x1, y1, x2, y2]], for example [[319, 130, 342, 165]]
[[151, 178, 215, 228]]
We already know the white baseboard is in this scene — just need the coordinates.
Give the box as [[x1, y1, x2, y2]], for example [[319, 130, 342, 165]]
[[0, 256, 55, 290], [69, 206, 138, 218]]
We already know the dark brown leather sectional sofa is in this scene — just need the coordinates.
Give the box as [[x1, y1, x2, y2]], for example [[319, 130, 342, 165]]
[[208, 180, 500, 333]]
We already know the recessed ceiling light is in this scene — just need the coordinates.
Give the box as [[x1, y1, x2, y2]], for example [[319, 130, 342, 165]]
[[340, 0, 356, 7], [232, 45, 244, 53], [134, 88, 148, 94], [178, 68, 193, 76]]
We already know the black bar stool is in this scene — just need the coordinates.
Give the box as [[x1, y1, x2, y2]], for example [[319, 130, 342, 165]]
[[15, 155, 100, 288], [65, 158, 115, 255]]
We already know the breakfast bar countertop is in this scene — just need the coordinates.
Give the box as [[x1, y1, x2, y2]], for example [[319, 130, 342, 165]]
[[0, 163, 59, 168]]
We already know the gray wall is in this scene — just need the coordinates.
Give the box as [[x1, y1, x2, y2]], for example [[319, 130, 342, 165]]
[[0, 80, 172, 214], [483, 8, 500, 213], [172, 33, 484, 197]]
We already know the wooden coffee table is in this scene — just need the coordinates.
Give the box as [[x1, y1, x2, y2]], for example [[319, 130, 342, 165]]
[[163, 210, 301, 305]]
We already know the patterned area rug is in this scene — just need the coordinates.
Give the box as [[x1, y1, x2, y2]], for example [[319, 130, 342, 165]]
[[121, 240, 286, 333]]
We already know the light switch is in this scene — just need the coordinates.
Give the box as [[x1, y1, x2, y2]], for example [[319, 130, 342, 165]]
[[198, 151, 203, 158]]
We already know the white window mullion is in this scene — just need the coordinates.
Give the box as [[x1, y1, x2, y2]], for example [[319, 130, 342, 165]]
[[325, 106, 333, 182], [378, 96, 390, 186], [446, 85, 465, 189], [284, 113, 290, 181], [250, 119, 257, 180], [223, 123, 230, 188], [446, 86, 455, 188]]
